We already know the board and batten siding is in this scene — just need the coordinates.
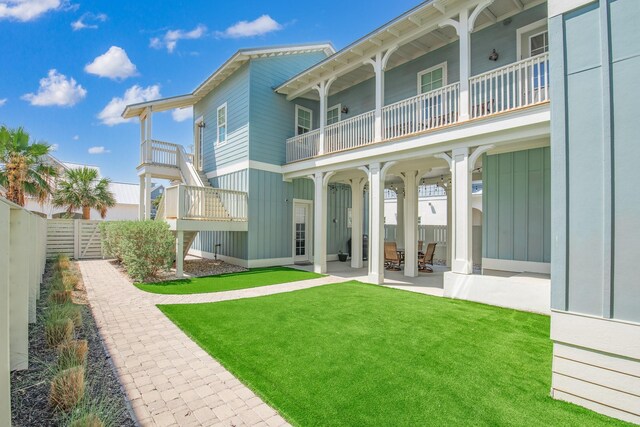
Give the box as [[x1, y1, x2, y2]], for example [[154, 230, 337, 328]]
[[551, 0, 640, 321], [549, 1, 640, 423], [191, 169, 248, 260], [194, 62, 250, 173], [482, 147, 551, 264], [249, 52, 328, 166]]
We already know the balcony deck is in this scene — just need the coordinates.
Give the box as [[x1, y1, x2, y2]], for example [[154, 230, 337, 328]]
[[286, 53, 549, 163]]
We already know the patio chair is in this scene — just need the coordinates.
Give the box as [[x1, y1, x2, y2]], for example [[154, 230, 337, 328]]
[[418, 240, 424, 257], [418, 242, 437, 273], [384, 242, 401, 271]]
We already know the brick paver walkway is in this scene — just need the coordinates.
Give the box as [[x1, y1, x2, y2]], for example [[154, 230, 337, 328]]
[[79, 260, 344, 427]]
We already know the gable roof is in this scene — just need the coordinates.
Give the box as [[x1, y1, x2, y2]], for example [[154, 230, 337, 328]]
[[122, 43, 335, 119]]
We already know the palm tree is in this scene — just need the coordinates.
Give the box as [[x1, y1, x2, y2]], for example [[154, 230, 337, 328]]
[[0, 126, 57, 206], [52, 167, 116, 220]]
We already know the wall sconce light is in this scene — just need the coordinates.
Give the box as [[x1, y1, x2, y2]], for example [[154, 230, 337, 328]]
[[489, 49, 499, 61], [341, 106, 349, 114], [197, 121, 206, 128]]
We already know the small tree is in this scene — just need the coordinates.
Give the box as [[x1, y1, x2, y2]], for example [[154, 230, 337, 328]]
[[0, 126, 57, 206], [52, 167, 116, 220]]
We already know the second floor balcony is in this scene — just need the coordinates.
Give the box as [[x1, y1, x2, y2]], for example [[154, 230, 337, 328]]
[[286, 53, 549, 163]]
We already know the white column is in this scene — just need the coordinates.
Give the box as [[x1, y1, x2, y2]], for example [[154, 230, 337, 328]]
[[458, 8, 471, 121], [349, 177, 365, 269], [176, 230, 184, 278], [446, 187, 452, 268], [313, 171, 332, 274], [372, 52, 384, 142], [451, 147, 472, 274], [368, 163, 385, 284], [396, 186, 405, 250], [144, 173, 152, 220], [404, 171, 419, 277], [0, 202, 10, 426], [139, 174, 145, 220], [9, 208, 29, 371]]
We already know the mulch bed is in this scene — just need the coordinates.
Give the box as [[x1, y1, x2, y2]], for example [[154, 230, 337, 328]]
[[10, 261, 136, 427], [110, 257, 247, 283]]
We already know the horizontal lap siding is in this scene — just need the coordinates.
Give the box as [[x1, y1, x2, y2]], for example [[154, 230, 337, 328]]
[[482, 147, 550, 263], [249, 53, 328, 166], [194, 63, 249, 173]]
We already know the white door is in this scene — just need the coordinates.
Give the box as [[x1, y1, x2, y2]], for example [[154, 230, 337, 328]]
[[293, 202, 311, 263]]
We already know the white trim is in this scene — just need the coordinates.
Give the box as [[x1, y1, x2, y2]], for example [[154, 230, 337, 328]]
[[216, 103, 227, 145], [194, 116, 204, 171], [548, 0, 597, 18], [444, 271, 550, 314], [204, 160, 284, 179], [326, 103, 341, 125], [292, 199, 313, 263], [295, 104, 313, 135], [188, 248, 296, 269], [417, 61, 447, 94], [482, 257, 550, 274], [516, 18, 547, 60]]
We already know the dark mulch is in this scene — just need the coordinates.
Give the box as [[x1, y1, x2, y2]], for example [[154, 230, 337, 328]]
[[10, 261, 136, 427]]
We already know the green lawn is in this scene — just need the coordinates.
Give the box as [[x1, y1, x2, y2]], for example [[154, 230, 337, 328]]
[[158, 282, 629, 426], [135, 266, 324, 295]]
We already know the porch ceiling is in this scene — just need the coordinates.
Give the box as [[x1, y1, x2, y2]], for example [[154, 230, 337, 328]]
[[277, 0, 546, 101]]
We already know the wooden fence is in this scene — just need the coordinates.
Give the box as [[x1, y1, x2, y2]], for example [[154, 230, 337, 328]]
[[46, 219, 103, 259], [1, 197, 47, 427]]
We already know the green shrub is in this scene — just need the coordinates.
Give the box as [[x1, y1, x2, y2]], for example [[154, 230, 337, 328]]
[[100, 221, 174, 282]]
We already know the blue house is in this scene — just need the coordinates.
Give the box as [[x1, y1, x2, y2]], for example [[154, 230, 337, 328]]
[[122, 1, 640, 421]]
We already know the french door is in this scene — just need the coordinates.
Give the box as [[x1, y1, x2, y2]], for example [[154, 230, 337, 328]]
[[293, 201, 311, 263]]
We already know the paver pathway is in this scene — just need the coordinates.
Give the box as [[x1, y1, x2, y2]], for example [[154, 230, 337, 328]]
[[79, 260, 344, 427]]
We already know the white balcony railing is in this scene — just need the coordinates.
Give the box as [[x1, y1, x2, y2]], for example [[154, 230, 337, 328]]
[[140, 139, 180, 167], [325, 110, 375, 153], [470, 53, 549, 119], [286, 129, 320, 162], [382, 82, 460, 140], [164, 185, 248, 221]]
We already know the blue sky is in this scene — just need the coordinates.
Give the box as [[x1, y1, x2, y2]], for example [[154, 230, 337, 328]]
[[0, 0, 419, 182]]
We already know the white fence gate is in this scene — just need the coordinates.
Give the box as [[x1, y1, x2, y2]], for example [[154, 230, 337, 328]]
[[46, 219, 103, 259]]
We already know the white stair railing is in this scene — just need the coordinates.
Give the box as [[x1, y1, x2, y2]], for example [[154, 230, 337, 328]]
[[469, 52, 549, 119], [140, 140, 180, 166], [382, 83, 460, 140], [325, 110, 375, 153], [164, 185, 248, 221], [286, 129, 320, 163]]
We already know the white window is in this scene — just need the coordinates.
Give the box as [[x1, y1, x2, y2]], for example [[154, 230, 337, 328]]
[[216, 103, 227, 145], [295, 105, 312, 135], [516, 18, 548, 59], [529, 30, 549, 57], [327, 104, 341, 126], [417, 62, 447, 94]]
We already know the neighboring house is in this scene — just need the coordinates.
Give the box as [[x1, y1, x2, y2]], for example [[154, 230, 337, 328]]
[[122, 1, 639, 421], [24, 156, 163, 220], [548, 0, 640, 422]]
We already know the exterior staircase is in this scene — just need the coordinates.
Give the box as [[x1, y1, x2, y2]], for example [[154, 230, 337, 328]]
[[148, 141, 247, 264]]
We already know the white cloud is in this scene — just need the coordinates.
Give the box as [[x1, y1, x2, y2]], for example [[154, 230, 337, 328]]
[[88, 146, 109, 154], [72, 134, 79, 140], [150, 24, 206, 53], [0, 0, 64, 22], [0, 98, 6, 107], [220, 15, 282, 38], [85, 46, 137, 80], [21, 69, 86, 107], [172, 106, 192, 122], [97, 84, 161, 126], [71, 12, 106, 30], [49, 143, 58, 151]]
